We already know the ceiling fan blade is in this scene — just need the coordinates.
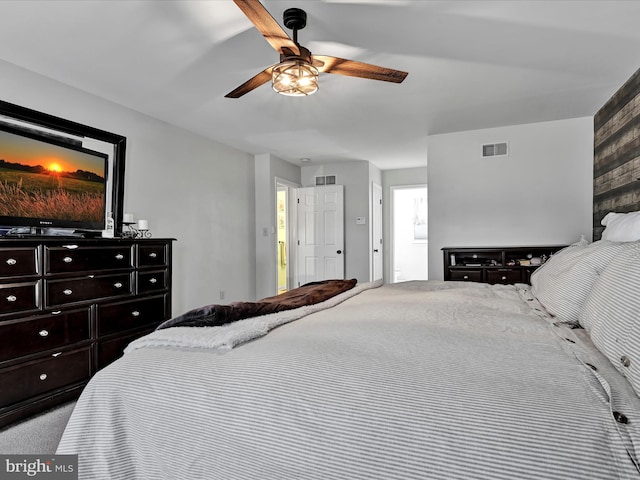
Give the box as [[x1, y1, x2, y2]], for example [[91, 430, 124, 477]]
[[313, 55, 407, 83], [225, 67, 274, 98], [233, 0, 299, 56]]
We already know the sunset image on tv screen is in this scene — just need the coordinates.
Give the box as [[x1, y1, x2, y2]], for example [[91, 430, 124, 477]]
[[0, 128, 107, 223]]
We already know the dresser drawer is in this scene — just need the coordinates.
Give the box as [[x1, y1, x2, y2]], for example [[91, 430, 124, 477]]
[[0, 347, 90, 408], [138, 243, 168, 268], [0, 247, 38, 278], [97, 294, 168, 336], [137, 269, 168, 294], [486, 269, 522, 284], [0, 308, 90, 363], [45, 245, 133, 274], [449, 269, 482, 282], [0, 281, 40, 317], [45, 273, 133, 308], [96, 328, 155, 371]]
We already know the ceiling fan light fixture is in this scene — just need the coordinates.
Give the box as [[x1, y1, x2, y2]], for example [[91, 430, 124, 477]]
[[226, 2, 407, 98], [272, 59, 319, 96]]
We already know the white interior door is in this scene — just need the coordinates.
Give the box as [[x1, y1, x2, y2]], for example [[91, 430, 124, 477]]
[[372, 182, 383, 281], [296, 185, 344, 286]]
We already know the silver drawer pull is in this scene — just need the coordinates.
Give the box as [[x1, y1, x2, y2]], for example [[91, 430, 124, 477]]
[[463, 275, 469, 280], [131, 310, 141, 317], [115, 253, 124, 260], [6, 258, 17, 265], [148, 252, 158, 258], [39, 329, 49, 337], [39, 373, 48, 381], [63, 244, 79, 249], [63, 289, 73, 296], [6, 295, 17, 302], [501, 276, 507, 280], [63, 256, 73, 263], [114, 282, 123, 289], [149, 277, 158, 284], [51, 311, 62, 315]]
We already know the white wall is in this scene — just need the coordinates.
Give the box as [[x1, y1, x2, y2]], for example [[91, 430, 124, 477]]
[[301, 161, 380, 283], [381, 168, 428, 283], [427, 117, 593, 280], [0, 59, 257, 315]]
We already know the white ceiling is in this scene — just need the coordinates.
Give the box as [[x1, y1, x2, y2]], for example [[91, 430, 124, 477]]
[[0, 0, 638, 170]]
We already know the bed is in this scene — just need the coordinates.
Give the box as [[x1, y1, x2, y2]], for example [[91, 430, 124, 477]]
[[56, 217, 640, 479]]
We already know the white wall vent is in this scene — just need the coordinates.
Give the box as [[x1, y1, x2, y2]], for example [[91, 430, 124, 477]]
[[315, 175, 337, 185], [481, 142, 508, 158]]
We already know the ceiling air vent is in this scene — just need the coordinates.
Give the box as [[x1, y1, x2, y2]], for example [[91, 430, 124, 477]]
[[315, 175, 337, 186], [482, 142, 508, 158]]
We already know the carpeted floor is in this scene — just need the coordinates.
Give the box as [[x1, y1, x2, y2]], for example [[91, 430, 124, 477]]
[[0, 401, 75, 454]]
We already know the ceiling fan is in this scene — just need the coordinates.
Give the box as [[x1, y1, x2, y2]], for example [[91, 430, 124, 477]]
[[225, 0, 408, 98]]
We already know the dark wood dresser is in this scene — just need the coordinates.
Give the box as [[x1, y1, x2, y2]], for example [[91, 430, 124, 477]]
[[0, 237, 174, 428], [442, 245, 566, 285]]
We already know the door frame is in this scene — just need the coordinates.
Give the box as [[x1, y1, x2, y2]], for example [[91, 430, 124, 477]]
[[275, 177, 299, 294], [390, 183, 428, 283], [371, 182, 383, 281]]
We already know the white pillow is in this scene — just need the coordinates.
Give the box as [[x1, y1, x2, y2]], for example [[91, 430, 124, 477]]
[[583, 242, 640, 396], [601, 211, 640, 242], [530, 240, 629, 323]]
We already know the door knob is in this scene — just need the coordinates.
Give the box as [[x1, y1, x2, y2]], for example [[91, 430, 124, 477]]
[[337, 250, 342, 254]]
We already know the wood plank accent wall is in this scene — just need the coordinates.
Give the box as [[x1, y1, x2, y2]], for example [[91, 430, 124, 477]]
[[593, 67, 640, 240]]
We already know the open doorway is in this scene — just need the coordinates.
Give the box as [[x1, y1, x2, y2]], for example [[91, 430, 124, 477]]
[[276, 183, 289, 294], [275, 178, 301, 294], [390, 185, 428, 282]]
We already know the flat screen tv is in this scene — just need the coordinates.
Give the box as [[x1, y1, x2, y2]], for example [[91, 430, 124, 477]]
[[0, 123, 108, 233]]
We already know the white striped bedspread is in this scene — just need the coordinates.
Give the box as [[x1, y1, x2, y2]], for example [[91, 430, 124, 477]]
[[57, 280, 640, 480]]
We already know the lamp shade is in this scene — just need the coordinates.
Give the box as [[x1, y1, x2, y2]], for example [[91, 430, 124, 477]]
[[272, 59, 319, 96]]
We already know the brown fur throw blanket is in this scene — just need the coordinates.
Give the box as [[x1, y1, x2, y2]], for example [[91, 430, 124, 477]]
[[157, 279, 357, 330]]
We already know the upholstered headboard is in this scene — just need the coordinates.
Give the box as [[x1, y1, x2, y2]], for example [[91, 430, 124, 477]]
[[593, 67, 640, 240]]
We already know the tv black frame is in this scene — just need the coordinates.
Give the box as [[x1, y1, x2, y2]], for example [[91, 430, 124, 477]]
[[0, 99, 126, 236]]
